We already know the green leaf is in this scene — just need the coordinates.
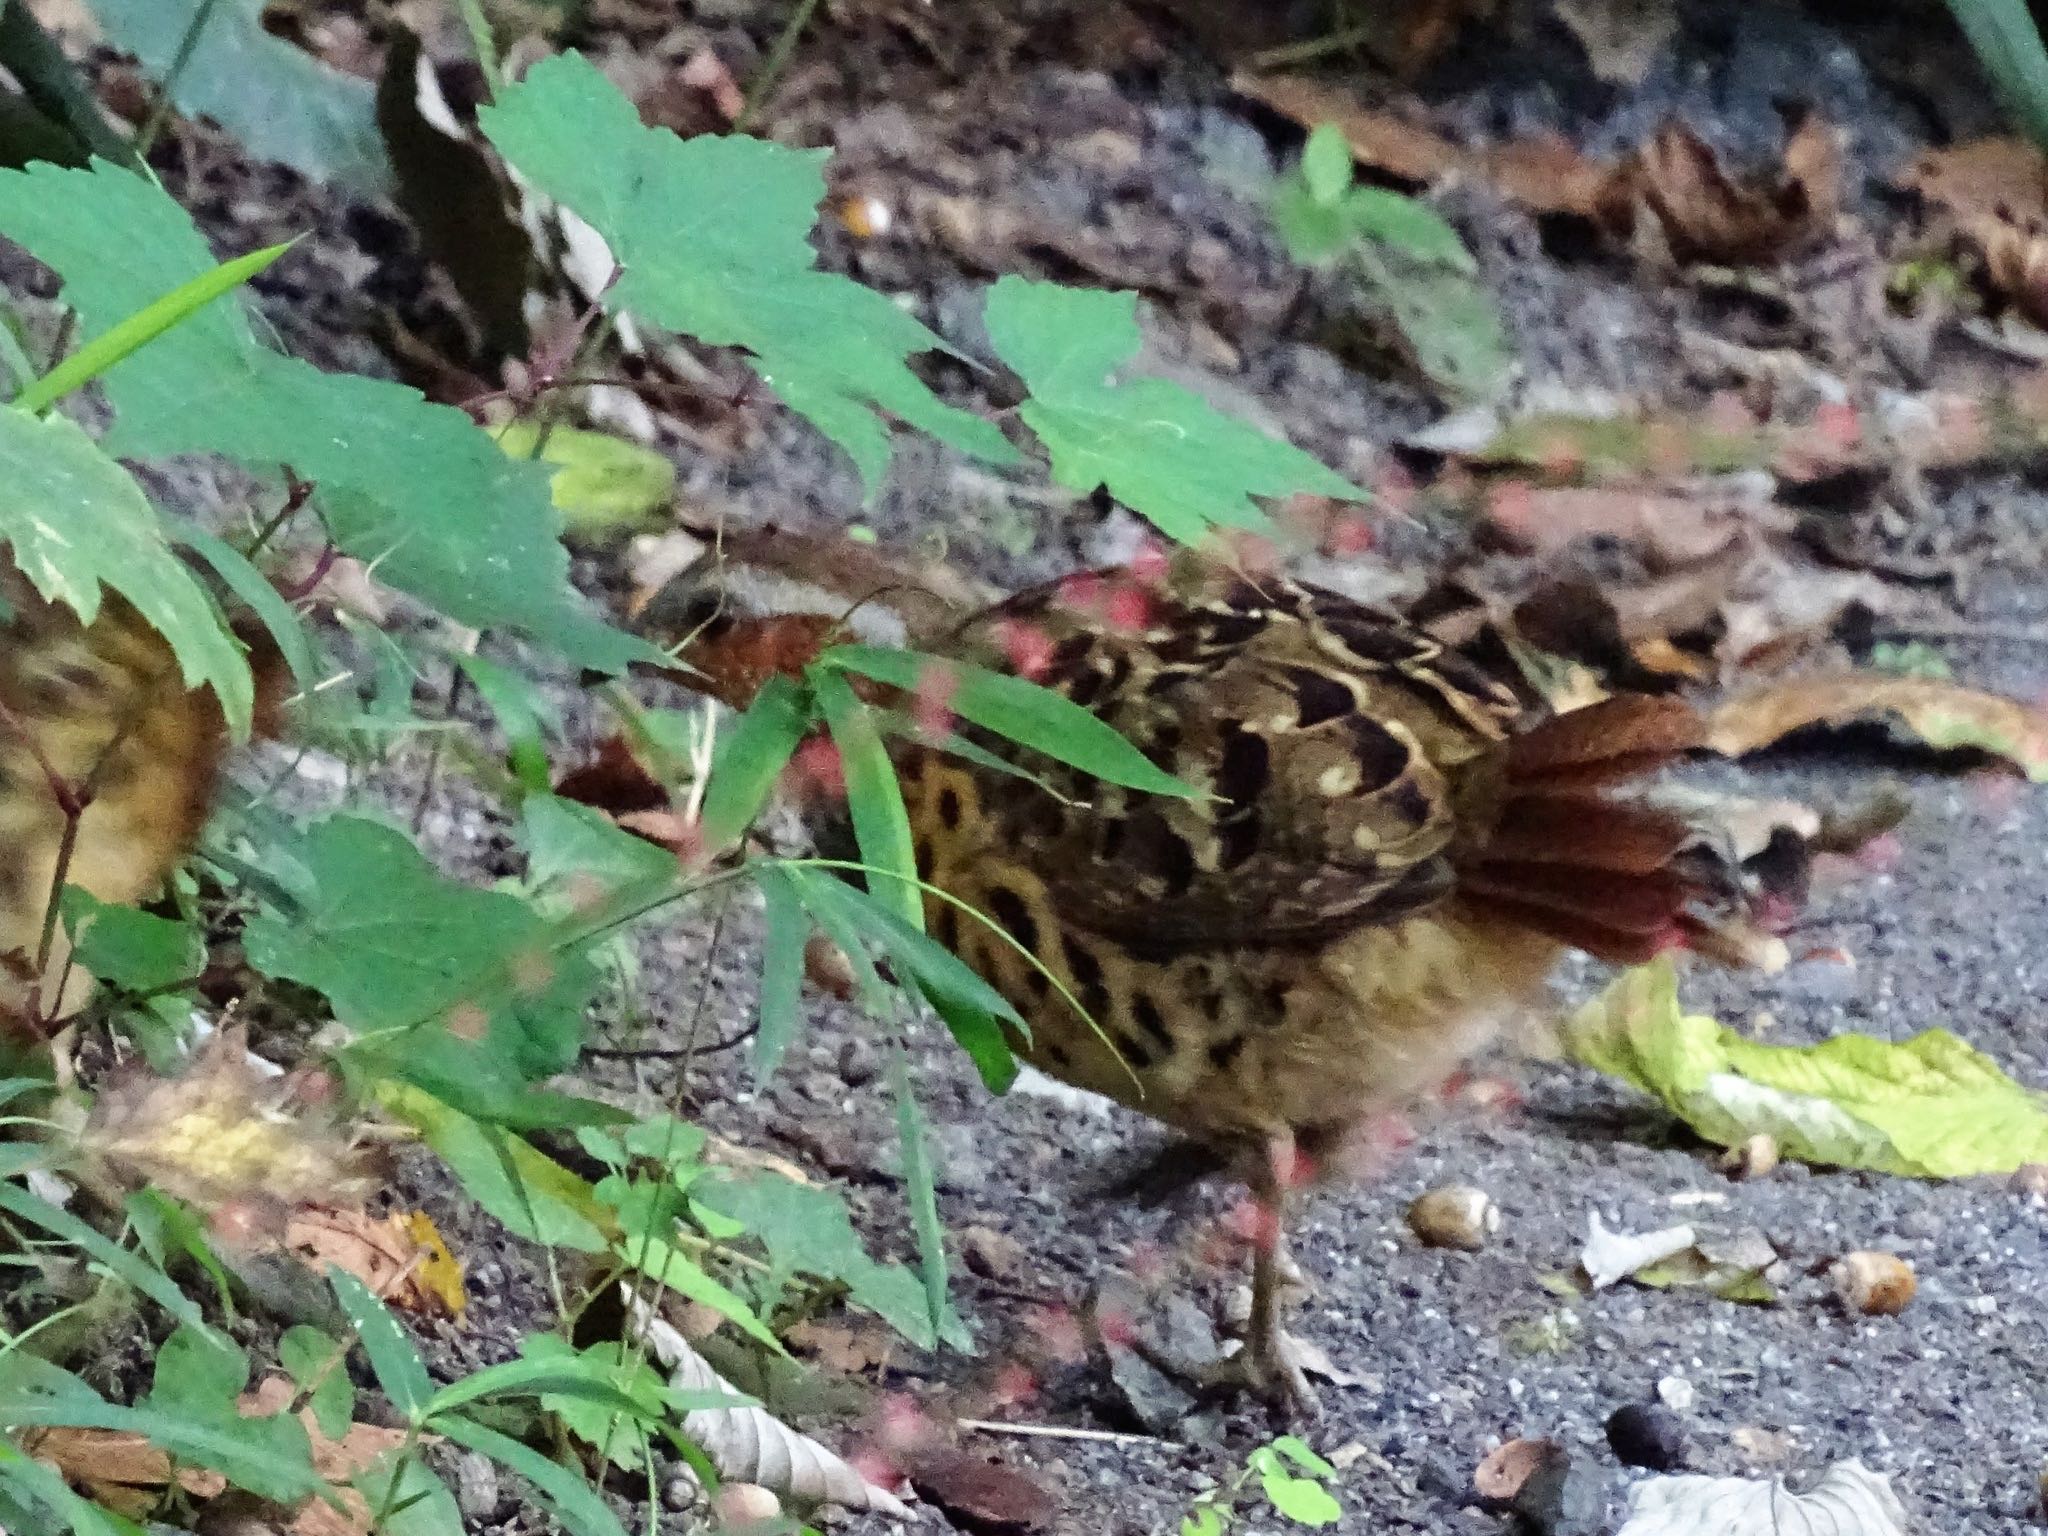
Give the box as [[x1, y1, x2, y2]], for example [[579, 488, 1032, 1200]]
[[328, 1266, 434, 1422], [1300, 123, 1352, 206], [492, 420, 677, 540], [355, 1454, 464, 1536], [696, 1168, 970, 1349], [0, 1440, 147, 1536], [0, 1396, 323, 1505], [281, 1325, 354, 1442], [1269, 1436, 1339, 1480], [456, 649, 559, 794], [699, 674, 810, 852], [984, 275, 1364, 542], [0, 1178, 207, 1332], [86, 0, 389, 193], [1180, 1505, 1226, 1536], [244, 815, 597, 1095], [824, 645, 1195, 797], [522, 794, 676, 912], [476, 52, 1019, 494], [891, 1052, 949, 1341], [789, 867, 1024, 1093], [125, 1189, 234, 1314], [1343, 186, 1475, 270], [428, 1413, 628, 1536], [0, 160, 648, 672], [752, 865, 808, 1083], [812, 666, 921, 932], [0, 404, 253, 735], [1561, 958, 2048, 1177], [1261, 1468, 1341, 1527], [12, 240, 291, 415], [146, 1323, 246, 1414], [613, 1231, 786, 1355], [422, 1353, 655, 1422], [0, 3, 136, 170], [59, 889, 203, 992], [516, 1337, 683, 1473], [1353, 246, 1511, 403], [375, 1081, 614, 1253], [173, 522, 319, 691]]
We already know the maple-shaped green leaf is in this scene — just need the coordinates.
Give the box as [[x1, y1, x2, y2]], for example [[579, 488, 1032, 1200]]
[[983, 275, 1365, 542], [243, 815, 599, 1121], [85, 0, 389, 193], [0, 404, 252, 734], [477, 52, 1020, 494], [0, 160, 647, 673]]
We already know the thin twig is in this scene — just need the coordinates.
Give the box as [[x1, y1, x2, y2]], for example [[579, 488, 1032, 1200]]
[[1872, 620, 2048, 647], [135, 0, 223, 158], [956, 1418, 1168, 1447], [736, 0, 823, 132]]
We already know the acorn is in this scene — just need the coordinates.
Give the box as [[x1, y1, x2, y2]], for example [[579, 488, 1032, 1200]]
[[1828, 1250, 1915, 1316], [1408, 1185, 1500, 1251]]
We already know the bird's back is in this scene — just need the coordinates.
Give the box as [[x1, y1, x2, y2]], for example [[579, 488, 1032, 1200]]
[[900, 555, 1730, 1143]]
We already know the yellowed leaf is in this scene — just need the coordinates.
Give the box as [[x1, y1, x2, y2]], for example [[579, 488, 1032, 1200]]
[[1706, 672, 2048, 779], [286, 1206, 461, 1316]]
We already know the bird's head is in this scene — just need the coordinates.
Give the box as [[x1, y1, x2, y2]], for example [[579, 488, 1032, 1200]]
[[628, 521, 995, 708]]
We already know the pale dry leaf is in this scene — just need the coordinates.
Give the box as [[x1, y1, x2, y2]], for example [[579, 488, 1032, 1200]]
[[626, 1290, 910, 1515], [1706, 672, 2048, 779], [1617, 1459, 1905, 1536], [79, 1025, 376, 1219], [1581, 1212, 1695, 1289]]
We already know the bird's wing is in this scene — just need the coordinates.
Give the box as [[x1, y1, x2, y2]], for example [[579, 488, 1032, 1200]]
[[948, 559, 1528, 958]]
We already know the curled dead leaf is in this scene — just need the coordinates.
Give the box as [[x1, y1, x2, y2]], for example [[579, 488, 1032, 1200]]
[[1596, 113, 1842, 266], [1706, 672, 2048, 779]]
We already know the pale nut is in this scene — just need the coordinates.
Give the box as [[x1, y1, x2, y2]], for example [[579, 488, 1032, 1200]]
[[1828, 1250, 1915, 1316], [1718, 1133, 1779, 1180], [1408, 1185, 1501, 1251], [2010, 1162, 2048, 1199], [712, 1483, 782, 1526]]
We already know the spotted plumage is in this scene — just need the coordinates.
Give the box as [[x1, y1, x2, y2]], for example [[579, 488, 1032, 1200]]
[[649, 527, 1778, 1413], [0, 569, 235, 1022]]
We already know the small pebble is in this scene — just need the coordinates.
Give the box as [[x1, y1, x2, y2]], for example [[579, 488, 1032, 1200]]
[[1829, 1250, 1916, 1315], [1718, 1133, 1779, 1179], [1655, 1374, 1695, 1412], [712, 1483, 781, 1526], [1605, 1402, 1688, 1471], [1408, 1184, 1501, 1251]]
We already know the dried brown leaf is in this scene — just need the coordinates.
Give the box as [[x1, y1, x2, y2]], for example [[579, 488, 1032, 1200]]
[[284, 1206, 465, 1316], [1706, 672, 2048, 778], [1597, 113, 1842, 265], [1474, 1436, 1564, 1503], [908, 1446, 1057, 1534]]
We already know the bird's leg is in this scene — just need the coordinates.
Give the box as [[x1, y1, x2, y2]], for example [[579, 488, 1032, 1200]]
[[1240, 1132, 1319, 1419]]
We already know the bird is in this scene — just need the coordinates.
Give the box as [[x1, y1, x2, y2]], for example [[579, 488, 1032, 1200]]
[[633, 522, 1791, 1416], [0, 567, 265, 1029]]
